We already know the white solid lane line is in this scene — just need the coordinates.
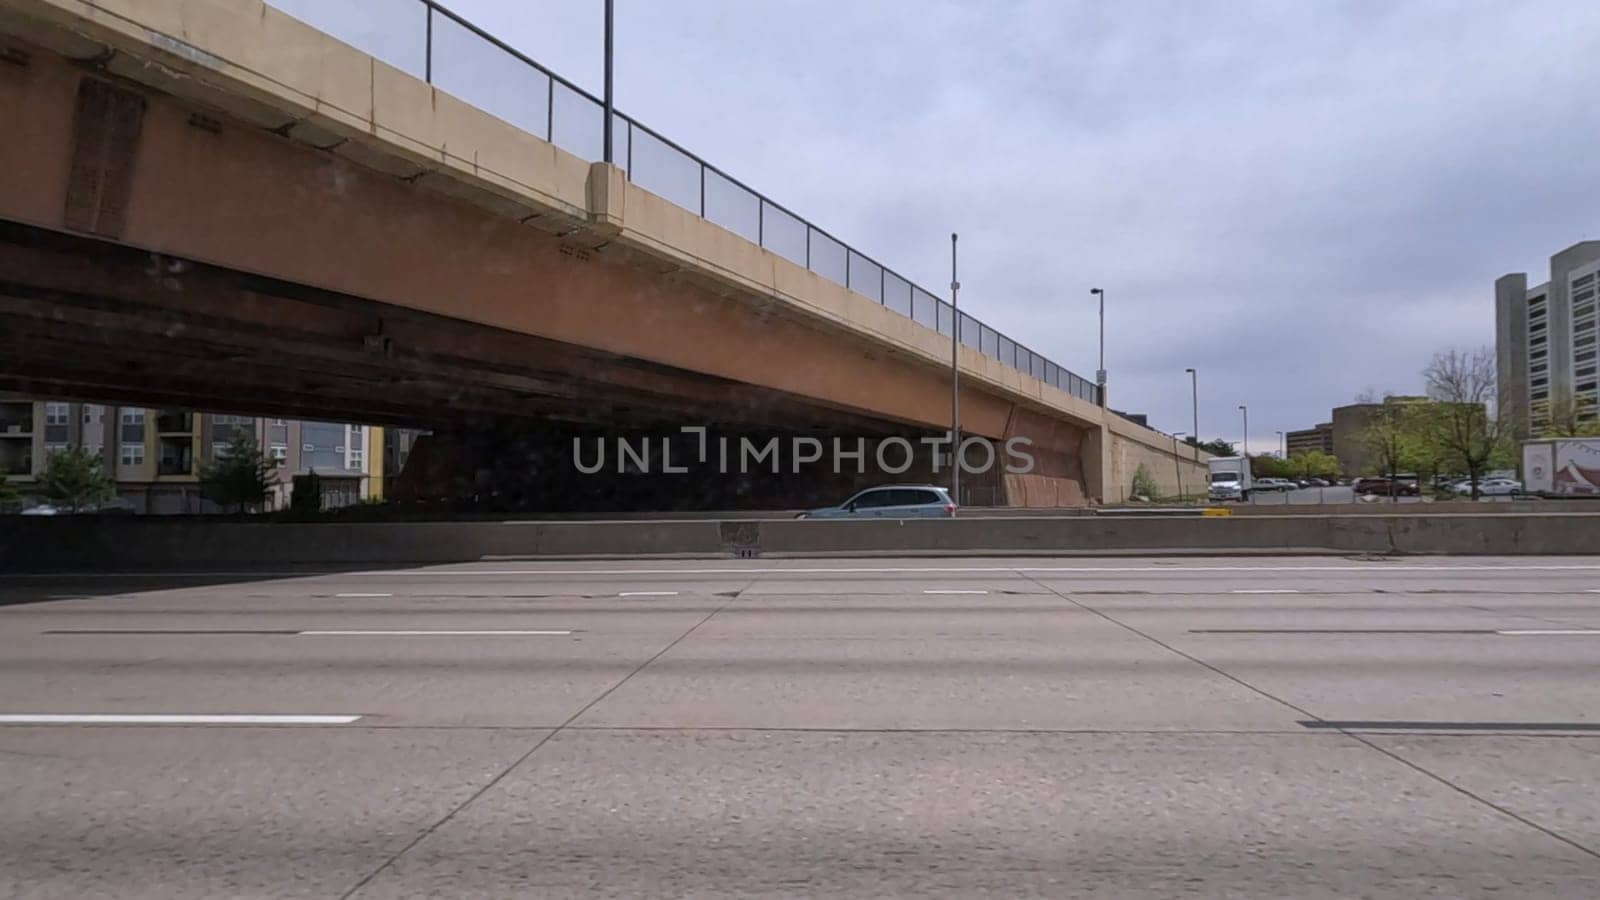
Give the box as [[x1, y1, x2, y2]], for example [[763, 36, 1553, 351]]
[[14, 563, 1600, 579], [298, 630, 572, 636], [0, 714, 361, 725], [1232, 589, 1301, 594], [379, 564, 1600, 576], [1498, 630, 1600, 636], [619, 591, 679, 596], [334, 592, 393, 598], [924, 589, 989, 594]]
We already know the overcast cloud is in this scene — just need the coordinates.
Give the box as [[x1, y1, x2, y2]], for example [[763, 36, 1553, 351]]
[[284, 0, 1600, 449]]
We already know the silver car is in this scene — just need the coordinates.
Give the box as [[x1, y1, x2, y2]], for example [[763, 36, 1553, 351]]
[[799, 485, 957, 519]]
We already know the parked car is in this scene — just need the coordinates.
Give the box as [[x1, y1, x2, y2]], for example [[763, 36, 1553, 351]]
[[1305, 477, 1332, 487], [19, 503, 59, 516], [798, 485, 956, 519], [1452, 477, 1522, 497], [1353, 477, 1418, 497], [1253, 477, 1296, 492]]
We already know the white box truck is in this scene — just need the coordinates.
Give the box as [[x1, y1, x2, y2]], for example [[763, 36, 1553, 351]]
[[1522, 438, 1600, 498], [1207, 456, 1253, 502]]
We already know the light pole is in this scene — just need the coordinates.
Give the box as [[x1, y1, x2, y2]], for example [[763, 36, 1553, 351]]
[[950, 233, 961, 506], [1089, 288, 1106, 406], [1173, 431, 1186, 499], [1184, 367, 1198, 460], [602, 0, 614, 164], [1238, 405, 1249, 458]]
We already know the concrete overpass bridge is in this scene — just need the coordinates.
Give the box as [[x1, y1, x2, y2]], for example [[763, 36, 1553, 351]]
[[0, 0, 1206, 508]]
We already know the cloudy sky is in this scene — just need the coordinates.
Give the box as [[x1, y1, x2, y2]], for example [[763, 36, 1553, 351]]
[[281, 0, 1600, 450]]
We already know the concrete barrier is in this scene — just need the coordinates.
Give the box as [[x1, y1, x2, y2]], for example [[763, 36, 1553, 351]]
[[5, 513, 1600, 570]]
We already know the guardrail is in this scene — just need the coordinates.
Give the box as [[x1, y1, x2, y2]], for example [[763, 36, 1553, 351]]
[[265, 0, 1102, 406]]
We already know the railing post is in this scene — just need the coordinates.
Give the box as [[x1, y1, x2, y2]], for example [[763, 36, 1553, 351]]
[[423, 2, 433, 83], [758, 199, 764, 246], [625, 119, 633, 178], [602, 0, 613, 164], [699, 165, 706, 216], [546, 78, 554, 142], [805, 227, 811, 270]]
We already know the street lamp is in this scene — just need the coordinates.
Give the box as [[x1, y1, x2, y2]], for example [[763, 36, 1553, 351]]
[[950, 233, 961, 505], [1238, 405, 1249, 458], [1089, 288, 1106, 406], [1184, 367, 1198, 460], [1173, 431, 1186, 499], [603, 0, 614, 164]]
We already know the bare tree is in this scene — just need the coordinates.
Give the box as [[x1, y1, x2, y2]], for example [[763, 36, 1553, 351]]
[[1422, 347, 1512, 499]]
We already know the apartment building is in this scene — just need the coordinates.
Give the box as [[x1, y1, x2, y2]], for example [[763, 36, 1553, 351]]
[[0, 394, 398, 513], [1285, 422, 1334, 457], [1496, 241, 1600, 437]]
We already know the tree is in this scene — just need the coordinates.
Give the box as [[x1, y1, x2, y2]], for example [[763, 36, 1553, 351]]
[[1250, 454, 1296, 478], [1130, 463, 1159, 500], [1185, 437, 1237, 457], [38, 446, 115, 513], [1288, 450, 1341, 480], [0, 476, 19, 513], [199, 432, 274, 514], [1422, 347, 1513, 499], [1357, 398, 1428, 500]]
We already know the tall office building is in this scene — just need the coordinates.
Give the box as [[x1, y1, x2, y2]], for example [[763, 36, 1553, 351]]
[[0, 394, 404, 513], [1496, 241, 1600, 437]]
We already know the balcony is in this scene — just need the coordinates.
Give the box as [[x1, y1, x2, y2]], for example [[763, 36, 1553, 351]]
[[158, 458, 192, 476], [157, 435, 193, 476], [0, 403, 31, 435], [155, 411, 193, 434]]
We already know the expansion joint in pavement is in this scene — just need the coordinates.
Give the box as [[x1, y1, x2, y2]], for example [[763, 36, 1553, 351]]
[[1017, 569, 1600, 863], [335, 578, 752, 899]]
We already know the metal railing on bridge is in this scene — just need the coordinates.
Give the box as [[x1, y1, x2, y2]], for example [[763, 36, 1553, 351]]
[[266, 0, 1102, 406]]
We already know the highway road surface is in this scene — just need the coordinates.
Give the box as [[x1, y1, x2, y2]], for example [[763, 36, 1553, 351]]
[[3, 556, 1600, 897]]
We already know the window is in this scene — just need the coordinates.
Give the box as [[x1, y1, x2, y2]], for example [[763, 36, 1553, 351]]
[[850, 489, 896, 509], [121, 409, 145, 425], [271, 418, 286, 426], [212, 442, 231, 459], [44, 441, 68, 455], [349, 450, 364, 469], [81, 405, 103, 423], [45, 403, 69, 425], [120, 443, 145, 466], [269, 443, 288, 461]]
